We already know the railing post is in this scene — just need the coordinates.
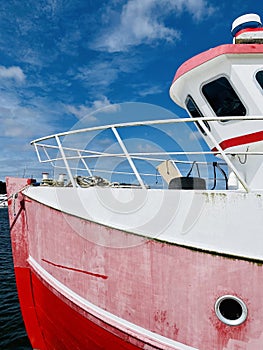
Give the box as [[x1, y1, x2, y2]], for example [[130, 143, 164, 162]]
[[111, 127, 146, 189], [55, 135, 77, 187], [33, 143, 42, 163], [198, 120, 250, 192], [77, 150, 93, 176]]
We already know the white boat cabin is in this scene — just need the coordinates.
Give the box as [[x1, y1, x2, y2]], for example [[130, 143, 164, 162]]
[[170, 13, 263, 190]]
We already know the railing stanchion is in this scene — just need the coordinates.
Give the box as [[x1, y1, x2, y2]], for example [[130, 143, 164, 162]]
[[55, 135, 77, 187], [111, 127, 146, 189], [77, 150, 93, 176], [198, 120, 250, 192]]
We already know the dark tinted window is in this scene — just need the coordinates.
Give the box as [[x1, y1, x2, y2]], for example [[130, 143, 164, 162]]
[[256, 70, 263, 89], [202, 77, 246, 120], [185, 95, 210, 135]]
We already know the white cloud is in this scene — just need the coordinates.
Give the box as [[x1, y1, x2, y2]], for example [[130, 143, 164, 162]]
[[0, 103, 53, 138], [65, 96, 120, 121], [136, 84, 163, 97], [75, 63, 119, 88], [92, 0, 216, 52], [0, 87, 69, 179], [0, 66, 26, 82], [93, 0, 179, 52], [70, 54, 142, 98], [185, 0, 216, 20]]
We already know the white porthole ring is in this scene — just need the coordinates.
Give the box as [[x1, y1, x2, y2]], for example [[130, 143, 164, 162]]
[[215, 295, 248, 326]]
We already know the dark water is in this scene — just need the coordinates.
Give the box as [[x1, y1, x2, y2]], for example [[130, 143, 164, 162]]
[[0, 208, 32, 350]]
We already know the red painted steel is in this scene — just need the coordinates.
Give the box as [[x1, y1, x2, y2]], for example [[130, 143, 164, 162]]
[[6, 177, 263, 349], [211, 130, 263, 151], [234, 27, 263, 37], [29, 269, 141, 349], [172, 44, 263, 83], [6, 177, 47, 350]]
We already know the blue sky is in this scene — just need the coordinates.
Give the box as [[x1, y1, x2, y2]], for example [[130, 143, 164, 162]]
[[0, 0, 262, 181]]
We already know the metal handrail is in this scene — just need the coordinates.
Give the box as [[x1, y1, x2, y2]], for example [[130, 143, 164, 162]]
[[31, 115, 263, 144], [31, 116, 263, 191]]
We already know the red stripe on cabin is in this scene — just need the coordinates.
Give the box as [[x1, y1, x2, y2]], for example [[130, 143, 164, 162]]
[[211, 130, 263, 152]]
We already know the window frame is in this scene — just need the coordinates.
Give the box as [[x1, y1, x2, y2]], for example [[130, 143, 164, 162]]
[[201, 75, 247, 122], [185, 95, 210, 135], [255, 69, 263, 91]]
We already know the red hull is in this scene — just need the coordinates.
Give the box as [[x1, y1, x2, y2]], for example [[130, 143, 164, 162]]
[[17, 266, 141, 349], [6, 177, 263, 350]]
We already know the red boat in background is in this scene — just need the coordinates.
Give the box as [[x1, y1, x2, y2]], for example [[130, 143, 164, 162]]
[[6, 14, 263, 349]]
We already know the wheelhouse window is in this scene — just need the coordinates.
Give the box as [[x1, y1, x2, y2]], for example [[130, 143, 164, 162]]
[[256, 70, 263, 89], [202, 77, 246, 120], [185, 95, 210, 135]]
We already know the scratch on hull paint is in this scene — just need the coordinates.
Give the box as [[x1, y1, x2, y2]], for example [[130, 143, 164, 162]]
[[42, 258, 108, 279]]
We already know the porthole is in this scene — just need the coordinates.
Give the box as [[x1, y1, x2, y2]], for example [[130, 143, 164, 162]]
[[215, 295, 247, 326]]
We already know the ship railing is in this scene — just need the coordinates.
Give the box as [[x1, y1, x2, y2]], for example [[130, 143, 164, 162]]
[[31, 116, 263, 192]]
